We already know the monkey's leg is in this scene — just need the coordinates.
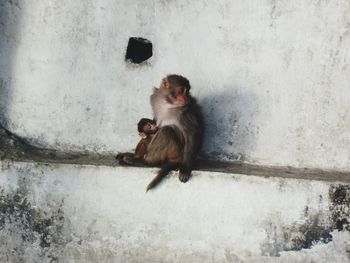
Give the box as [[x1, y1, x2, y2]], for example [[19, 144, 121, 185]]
[[144, 126, 180, 164], [144, 126, 182, 190]]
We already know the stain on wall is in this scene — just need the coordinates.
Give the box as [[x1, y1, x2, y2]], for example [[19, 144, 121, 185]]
[[261, 212, 332, 257], [329, 184, 350, 231]]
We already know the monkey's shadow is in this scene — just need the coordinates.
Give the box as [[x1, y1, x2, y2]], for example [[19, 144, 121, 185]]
[[199, 89, 259, 163]]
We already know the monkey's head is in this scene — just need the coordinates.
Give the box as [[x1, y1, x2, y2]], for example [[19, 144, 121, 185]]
[[160, 74, 191, 106], [138, 118, 158, 138]]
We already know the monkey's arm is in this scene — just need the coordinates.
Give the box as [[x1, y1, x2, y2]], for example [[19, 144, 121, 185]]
[[179, 106, 203, 182], [179, 133, 197, 182]]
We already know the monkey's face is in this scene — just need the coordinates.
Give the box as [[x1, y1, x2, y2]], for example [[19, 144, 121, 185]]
[[159, 76, 191, 106], [143, 122, 158, 134], [164, 85, 189, 106]]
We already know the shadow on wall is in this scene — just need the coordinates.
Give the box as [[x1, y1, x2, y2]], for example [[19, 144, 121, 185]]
[[0, 0, 22, 129], [200, 88, 259, 163]]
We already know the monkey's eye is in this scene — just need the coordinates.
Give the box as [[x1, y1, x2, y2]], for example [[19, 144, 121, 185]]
[[174, 86, 185, 97]]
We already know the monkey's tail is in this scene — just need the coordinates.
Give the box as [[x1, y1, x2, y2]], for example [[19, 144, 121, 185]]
[[146, 163, 177, 192]]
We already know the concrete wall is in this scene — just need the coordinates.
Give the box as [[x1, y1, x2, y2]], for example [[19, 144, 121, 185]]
[[1, 0, 350, 170], [1, 160, 350, 262]]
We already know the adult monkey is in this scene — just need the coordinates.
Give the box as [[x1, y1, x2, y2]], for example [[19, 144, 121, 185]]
[[118, 74, 203, 191]]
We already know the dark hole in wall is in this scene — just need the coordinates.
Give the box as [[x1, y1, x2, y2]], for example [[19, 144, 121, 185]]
[[125, 37, 153, 64]]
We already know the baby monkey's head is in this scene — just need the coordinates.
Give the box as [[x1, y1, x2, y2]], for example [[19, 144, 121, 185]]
[[137, 118, 158, 138]]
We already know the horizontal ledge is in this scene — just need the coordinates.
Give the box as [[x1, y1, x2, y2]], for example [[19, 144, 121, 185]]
[[3, 153, 350, 184], [1, 125, 349, 184]]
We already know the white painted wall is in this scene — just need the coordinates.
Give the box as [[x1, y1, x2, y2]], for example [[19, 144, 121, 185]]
[[1, 0, 350, 170], [0, 161, 349, 262]]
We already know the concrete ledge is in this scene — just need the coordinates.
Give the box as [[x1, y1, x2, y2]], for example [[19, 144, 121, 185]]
[[1, 160, 350, 262], [1, 124, 350, 184]]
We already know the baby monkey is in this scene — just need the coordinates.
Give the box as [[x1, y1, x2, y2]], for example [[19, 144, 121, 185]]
[[134, 118, 158, 159]]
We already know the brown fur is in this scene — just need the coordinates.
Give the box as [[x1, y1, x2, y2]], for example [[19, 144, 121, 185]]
[[117, 74, 203, 191], [134, 137, 151, 159]]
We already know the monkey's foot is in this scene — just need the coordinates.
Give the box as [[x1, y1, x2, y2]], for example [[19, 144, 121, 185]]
[[115, 153, 124, 160], [115, 152, 148, 167], [179, 168, 191, 183], [115, 152, 134, 165], [118, 158, 129, 166]]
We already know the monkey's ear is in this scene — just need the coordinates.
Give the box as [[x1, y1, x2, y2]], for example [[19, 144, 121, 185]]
[[139, 132, 147, 139]]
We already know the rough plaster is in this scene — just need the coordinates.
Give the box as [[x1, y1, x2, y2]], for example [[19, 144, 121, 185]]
[[1, 0, 350, 170], [0, 160, 350, 262], [1, 1, 350, 261]]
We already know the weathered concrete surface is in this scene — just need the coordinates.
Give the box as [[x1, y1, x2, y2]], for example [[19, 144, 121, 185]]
[[1, 0, 350, 171], [1, 160, 350, 262]]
